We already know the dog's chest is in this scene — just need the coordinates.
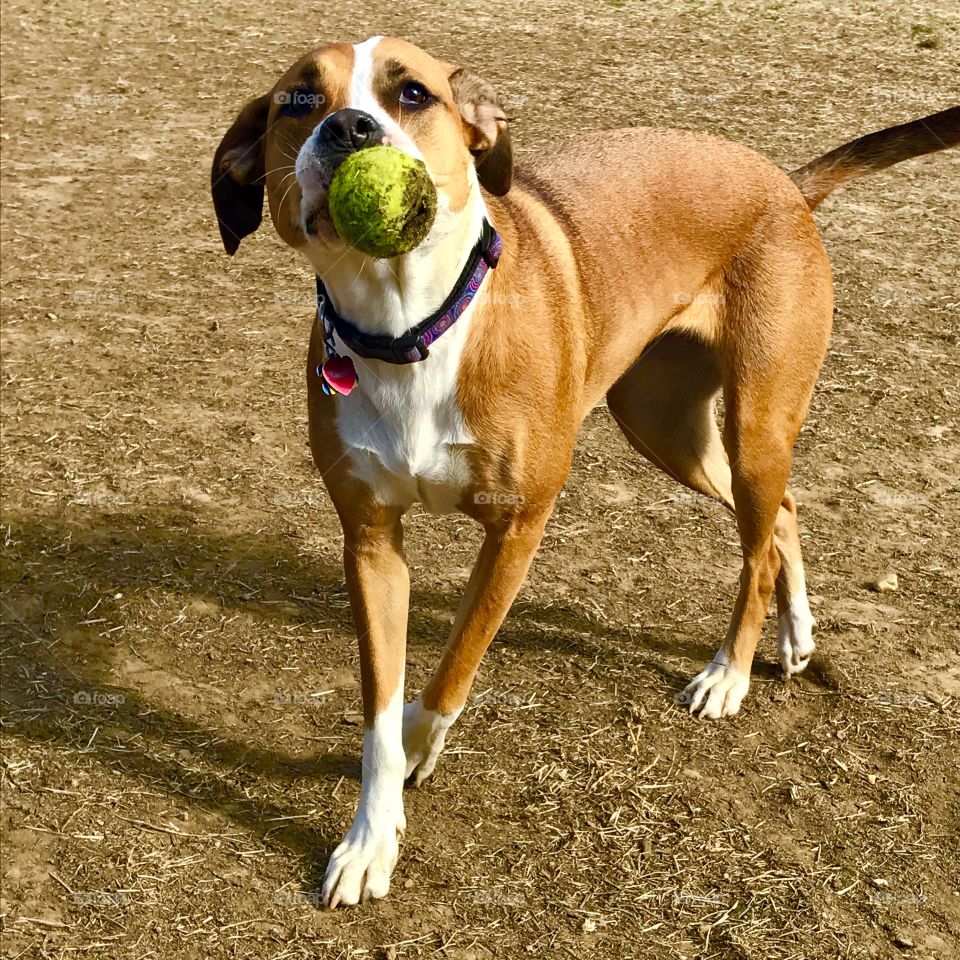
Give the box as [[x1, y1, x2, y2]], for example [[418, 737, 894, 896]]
[[335, 322, 474, 514]]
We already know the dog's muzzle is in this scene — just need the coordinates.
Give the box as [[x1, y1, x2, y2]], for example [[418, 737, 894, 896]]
[[297, 109, 386, 234]]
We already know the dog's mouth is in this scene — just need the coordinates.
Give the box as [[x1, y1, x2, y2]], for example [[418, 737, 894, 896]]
[[301, 184, 335, 238], [303, 202, 331, 237], [295, 149, 346, 238]]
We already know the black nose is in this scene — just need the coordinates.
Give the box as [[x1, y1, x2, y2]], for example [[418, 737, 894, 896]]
[[316, 109, 384, 153]]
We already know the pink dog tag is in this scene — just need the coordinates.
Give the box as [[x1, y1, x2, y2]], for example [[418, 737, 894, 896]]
[[320, 355, 358, 396]]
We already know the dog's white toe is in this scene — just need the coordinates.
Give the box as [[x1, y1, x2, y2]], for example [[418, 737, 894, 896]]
[[322, 814, 404, 908], [402, 698, 459, 787], [778, 596, 816, 677], [677, 652, 750, 718]]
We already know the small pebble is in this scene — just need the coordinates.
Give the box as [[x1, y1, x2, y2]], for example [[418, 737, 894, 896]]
[[868, 572, 898, 592]]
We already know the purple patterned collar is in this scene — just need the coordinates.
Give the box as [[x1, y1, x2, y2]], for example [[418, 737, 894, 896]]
[[316, 220, 502, 367]]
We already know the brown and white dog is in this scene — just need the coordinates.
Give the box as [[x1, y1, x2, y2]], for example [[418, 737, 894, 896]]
[[211, 36, 959, 906]]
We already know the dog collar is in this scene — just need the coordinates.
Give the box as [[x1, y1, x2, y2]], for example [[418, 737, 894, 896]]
[[315, 220, 502, 395]]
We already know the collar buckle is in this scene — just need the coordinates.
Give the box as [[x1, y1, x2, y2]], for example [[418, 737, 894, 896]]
[[393, 338, 429, 363], [411, 336, 429, 362]]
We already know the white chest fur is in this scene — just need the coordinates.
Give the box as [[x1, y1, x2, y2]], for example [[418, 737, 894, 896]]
[[298, 36, 491, 513], [333, 296, 479, 514]]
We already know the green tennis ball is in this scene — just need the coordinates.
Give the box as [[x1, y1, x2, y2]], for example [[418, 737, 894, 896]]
[[328, 146, 438, 258]]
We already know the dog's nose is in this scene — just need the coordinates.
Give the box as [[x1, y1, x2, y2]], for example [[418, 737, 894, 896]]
[[316, 109, 384, 153]]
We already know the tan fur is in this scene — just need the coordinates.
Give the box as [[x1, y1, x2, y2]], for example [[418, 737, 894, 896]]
[[425, 129, 835, 706], [214, 40, 957, 732]]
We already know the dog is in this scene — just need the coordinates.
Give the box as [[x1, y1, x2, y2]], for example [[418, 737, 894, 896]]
[[211, 36, 959, 906]]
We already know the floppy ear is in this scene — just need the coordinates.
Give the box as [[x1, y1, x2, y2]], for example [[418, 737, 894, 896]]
[[211, 93, 272, 255], [448, 67, 512, 196]]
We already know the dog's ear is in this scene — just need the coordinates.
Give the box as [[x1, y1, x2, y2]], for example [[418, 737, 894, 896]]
[[447, 67, 512, 196], [211, 93, 272, 255]]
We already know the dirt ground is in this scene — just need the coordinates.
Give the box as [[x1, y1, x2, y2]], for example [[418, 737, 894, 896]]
[[2, 0, 959, 957]]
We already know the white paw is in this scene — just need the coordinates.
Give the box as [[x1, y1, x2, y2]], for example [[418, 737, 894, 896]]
[[778, 596, 816, 678], [322, 811, 404, 907], [677, 652, 750, 718], [324, 691, 406, 908], [402, 699, 459, 787]]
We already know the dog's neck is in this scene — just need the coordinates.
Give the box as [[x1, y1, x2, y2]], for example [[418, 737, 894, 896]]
[[302, 187, 488, 340]]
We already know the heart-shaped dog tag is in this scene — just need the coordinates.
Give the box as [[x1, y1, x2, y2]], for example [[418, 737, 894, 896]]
[[320, 355, 359, 396]]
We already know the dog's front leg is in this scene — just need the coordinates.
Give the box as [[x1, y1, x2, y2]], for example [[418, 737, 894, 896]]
[[403, 501, 554, 786], [323, 505, 409, 908]]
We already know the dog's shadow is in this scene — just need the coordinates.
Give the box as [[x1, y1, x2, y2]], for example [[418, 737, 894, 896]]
[[0, 504, 713, 890], [1, 507, 373, 864]]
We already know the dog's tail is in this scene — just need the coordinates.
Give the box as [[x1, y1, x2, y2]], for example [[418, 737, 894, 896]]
[[789, 105, 960, 210]]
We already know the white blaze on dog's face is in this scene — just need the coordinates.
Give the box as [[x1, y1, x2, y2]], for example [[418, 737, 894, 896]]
[[290, 36, 428, 243], [211, 37, 511, 266]]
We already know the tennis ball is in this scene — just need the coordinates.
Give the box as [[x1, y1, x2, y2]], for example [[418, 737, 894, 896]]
[[328, 146, 437, 258]]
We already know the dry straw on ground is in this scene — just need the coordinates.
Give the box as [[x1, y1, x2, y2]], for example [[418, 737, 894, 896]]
[[2, 0, 959, 957]]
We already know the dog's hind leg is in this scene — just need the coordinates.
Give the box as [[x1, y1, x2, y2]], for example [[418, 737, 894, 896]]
[[607, 333, 731, 506], [607, 332, 817, 688], [674, 238, 831, 717], [772, 491, 816, 677]]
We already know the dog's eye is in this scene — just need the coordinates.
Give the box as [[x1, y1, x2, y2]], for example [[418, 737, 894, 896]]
[[399, 81, 432, 109], [277, 87, 322, 117]]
